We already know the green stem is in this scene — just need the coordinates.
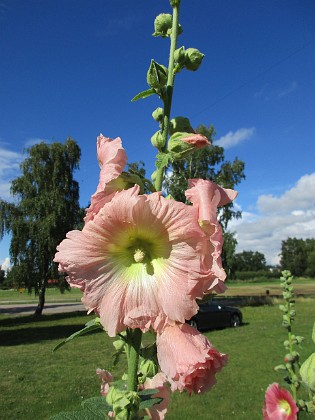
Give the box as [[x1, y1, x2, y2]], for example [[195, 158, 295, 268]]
[[155, 0, 181, 192], [127, 328, 143, 392]]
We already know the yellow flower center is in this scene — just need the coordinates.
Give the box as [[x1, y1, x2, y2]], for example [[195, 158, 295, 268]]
[[279, 399, 291, 415], [134, 248, 146, 263]]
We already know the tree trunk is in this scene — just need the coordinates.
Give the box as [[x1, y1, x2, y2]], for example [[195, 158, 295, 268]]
[[34, 279, 46, 316]]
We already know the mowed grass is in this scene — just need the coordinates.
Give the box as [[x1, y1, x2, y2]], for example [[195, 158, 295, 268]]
[[1, 278, 314, 304], [0, 287, 82, 303], [0, 300, 314, 419]]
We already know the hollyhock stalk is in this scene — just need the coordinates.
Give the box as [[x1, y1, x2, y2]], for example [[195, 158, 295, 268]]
[[126, 328, 142, 392], [155, 0, 180, 192]]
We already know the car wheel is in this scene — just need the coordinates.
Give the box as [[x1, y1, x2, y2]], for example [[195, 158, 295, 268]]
[[189, 319, 199, 330], [230, 314, 241, 328]]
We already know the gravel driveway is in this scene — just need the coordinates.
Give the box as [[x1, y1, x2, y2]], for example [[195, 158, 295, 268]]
[[0, 302, 86, 316]]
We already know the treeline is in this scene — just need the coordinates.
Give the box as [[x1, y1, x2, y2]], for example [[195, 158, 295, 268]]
[[226, 238, 315, 281], [280, 237, 315, 277]]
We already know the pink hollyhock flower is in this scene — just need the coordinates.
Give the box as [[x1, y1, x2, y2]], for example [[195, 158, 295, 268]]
[[263, 383, 298, 420], [84, 134, 127, 223], [54, 185, 214, 337], [96, 368, 113, 396], [156, 323, 227, 394], [141, 373, 170, 420], [185, 178, 237, 293], [179, 133, 210, 148]]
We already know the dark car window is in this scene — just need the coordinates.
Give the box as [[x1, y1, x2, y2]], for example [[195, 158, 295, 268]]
[[199, 301, 221, 312]]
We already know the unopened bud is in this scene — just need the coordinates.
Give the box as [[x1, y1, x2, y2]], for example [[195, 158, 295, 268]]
[[169, 116, 195, 135], [147, 60, 168, 89], [168, 132, 209, 159], [151, 131, 165, 150], [152, 107, 164, 122], [153, 13, 173, 37], [184, 48, 204, 71]]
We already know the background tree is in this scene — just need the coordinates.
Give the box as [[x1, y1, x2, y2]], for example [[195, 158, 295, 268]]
[[0, 138, 83, 315], [233, 250, 267, 272], [280, 237, 315, 277], [221, 231, 238, 278], [164, 124, 245, 229]]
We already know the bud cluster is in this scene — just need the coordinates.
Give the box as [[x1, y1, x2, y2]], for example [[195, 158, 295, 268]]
[[275, 270, 315, 414]]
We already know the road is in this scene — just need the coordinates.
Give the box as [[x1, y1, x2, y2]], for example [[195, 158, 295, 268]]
[[0, 302, 86, 316]]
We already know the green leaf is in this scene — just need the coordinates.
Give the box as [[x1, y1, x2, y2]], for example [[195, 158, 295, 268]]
[[139, 397, 163, 410], [300, 352, 315, 391], [52, 318, 103, 352], [312, 321, 315, 344], [131, 88, 155, 102], [138, 388, 159, 397]]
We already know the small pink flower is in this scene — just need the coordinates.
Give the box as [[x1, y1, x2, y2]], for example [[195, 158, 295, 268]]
[[263, 383, 298, 420], [54, 186, 214, 337], [185, 179, 237, 293], [85, 134, 127, 223], [180, 133, 210, 148], [96, 368, 113, 396], [156, 323, 227, 395], [142, 373, 170, 420]]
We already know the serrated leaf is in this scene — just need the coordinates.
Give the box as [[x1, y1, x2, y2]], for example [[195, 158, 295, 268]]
[[52, 317, 103, 352], [139, 397, 163, 410], [131, 88, 155, 102], [138, 388, 159, 398], [82, 396, 112, 414]]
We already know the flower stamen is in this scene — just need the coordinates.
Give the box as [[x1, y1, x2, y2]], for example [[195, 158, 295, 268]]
[[134, 248, 146, 263]]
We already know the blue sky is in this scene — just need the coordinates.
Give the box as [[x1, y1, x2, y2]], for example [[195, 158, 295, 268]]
[[1, 0, 315, 268]]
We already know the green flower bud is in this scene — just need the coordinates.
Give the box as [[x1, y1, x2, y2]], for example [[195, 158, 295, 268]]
[[153, 13, 173, 37], [184, 48, 204, 71], [151, 130, 165, 151], [107, 388, 140, 420], [139, 358, 158, 380], [169, 116, 194, 135], [147, 60, 168, 90], [152, 107, 164, 122], [300, 353, 315, 391], [167, 132, 209, 159], [174, 46, 186, 66]]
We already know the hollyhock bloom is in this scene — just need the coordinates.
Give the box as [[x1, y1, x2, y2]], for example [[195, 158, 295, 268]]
[[179, 133, 210, 148], [54, 185, 214, 337], [141, 372, 170, 420], [96, 368, 113, 396], [156, 323, 227, 394], [263, 383, 298, 420], [84, 134, 127, 223], [185, 178, 237, 293]]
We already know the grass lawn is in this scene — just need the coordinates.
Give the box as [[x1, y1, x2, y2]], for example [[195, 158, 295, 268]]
[[0, 287, 82, 304], [0, 300, 314, 419]]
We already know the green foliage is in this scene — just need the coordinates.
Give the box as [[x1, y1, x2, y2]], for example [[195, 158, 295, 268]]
[[0, 138, 83, 312], [233, 250, 267, 272], [280, 238, 315, 277], [164, 124, 245, 229], [234, 270, 280, 282], [53, 317, 103, 352]]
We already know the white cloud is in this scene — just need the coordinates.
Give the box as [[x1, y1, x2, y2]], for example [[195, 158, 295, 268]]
[[215, 127, 255, 149], [229, 173, 315, 265], [0, 146, 23, 200], [278, 81, 298, 98], [1, 257, 11, 273]]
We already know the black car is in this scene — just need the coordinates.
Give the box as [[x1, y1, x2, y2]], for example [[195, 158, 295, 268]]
[[187, 300, 242, 331]]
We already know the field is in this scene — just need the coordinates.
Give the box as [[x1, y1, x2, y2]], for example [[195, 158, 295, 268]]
[[1, 277, 314, 305], [0, 299, 314, 419]]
